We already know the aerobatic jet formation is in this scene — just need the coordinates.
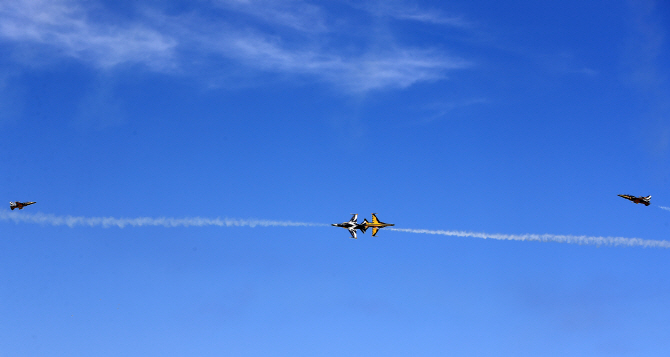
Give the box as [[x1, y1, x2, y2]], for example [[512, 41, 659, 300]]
[[10, 201, 36, 210], [618, 194, 651, 206], [332, 214, 367, 239], [362, 213, 395, 237]]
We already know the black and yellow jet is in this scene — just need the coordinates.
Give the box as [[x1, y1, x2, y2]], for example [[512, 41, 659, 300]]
[[362, 213, 395, 237], [618, 194, 651, 206]]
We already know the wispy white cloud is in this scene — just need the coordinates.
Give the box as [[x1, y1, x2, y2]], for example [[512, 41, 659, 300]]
[[147, 0, 472, 91], [0, 71, 23, 125], [624, 0, 667, 90], [389, 228, 670, 248], [354, 1, 471, 28], [213, 0, 329, 32], [537, 52, 599, 77], [417, 98, 489, 123], [0, 0, 471, 91], [213, 33, 469, 91], [623, 0, 670, 155], [0, 0, 177, 70]]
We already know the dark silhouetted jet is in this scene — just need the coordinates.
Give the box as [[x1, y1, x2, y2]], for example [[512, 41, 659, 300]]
[[618, 194, 651, 206], [10, 201, 36, 210]]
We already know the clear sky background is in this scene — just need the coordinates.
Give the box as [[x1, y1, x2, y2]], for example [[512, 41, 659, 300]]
[[1, 0, 670, 356]]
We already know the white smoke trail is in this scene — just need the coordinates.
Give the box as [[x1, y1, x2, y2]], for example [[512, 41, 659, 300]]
[[657, 206, 670, 212], [3, 211, 668, 248], [388, 228, 670, 248], [0, 211, 328, 229]]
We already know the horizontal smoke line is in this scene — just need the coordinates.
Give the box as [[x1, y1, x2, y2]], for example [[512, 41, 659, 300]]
[[0, 211, 329, 229], [387, 228, 670, 248], [3, 211, 668, 248]]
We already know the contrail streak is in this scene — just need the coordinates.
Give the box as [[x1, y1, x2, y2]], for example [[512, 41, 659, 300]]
[[657, 206, 670, 212], [0, 211, 328, 229], [3, 211, 668, 248], [388, 228, 670, 248]]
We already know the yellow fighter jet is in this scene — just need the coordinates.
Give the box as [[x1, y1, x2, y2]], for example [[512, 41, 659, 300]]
[[362, 213, 394, 237]]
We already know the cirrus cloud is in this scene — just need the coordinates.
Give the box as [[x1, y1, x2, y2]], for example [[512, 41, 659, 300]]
[[0, 0, 177, 70], [0, 0, 472, 92]]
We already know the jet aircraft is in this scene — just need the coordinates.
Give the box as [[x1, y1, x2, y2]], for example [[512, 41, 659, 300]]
[[618, 194, 651, 206], [10, 201, 36, 210], [362, 213, 395, 236], [332, 214, 367, 239]]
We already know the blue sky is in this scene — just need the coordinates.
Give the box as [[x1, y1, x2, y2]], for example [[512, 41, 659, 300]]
[[1, 0, 670, 355]]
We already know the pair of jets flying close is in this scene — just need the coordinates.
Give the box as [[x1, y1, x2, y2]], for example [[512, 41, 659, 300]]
[[332, 213, 394, 239]]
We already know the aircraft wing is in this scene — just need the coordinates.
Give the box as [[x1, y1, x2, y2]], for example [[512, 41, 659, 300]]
[[348, 227, 358, 239], [370, 227, 379, 237], [349, 214, 358, 223], [371, 213, 380, 224]]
